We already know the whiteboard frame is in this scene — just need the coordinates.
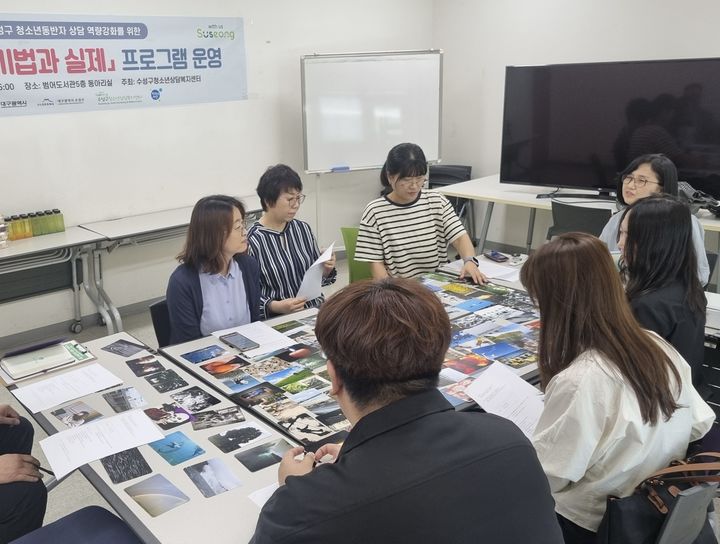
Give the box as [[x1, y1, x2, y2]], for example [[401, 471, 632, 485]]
[[301, 49, 443, 174]]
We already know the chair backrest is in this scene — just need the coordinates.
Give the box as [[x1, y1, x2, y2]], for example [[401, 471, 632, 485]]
[[706, 251, 718, 284], [428, 164, 472, 187], [547, 201, 612, 239], [340, 227, 372, 283], [149, 299, 171, 349], [655, 482, 718, 544]]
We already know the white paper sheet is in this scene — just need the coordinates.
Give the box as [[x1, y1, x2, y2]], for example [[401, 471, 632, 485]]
[[12, 363, 123, 413], [441, 255, 521, 282], [296, 243, 335, 301], [249, 482, 279, 508], [212, 321, 295, 358], [40, 410, 164, 479], [465, 363, 544, 440]]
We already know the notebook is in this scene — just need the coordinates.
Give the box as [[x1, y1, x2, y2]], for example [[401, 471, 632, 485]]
[[1, 341, 94, 380]]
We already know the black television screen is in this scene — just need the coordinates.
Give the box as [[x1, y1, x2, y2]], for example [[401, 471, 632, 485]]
[[500, 58, 720, 199]]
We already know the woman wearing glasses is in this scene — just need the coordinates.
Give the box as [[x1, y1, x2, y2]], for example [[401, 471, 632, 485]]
[[166, 195, 261, 344], [599, 153, 709, 284], [355, 143, 487, 283], [248, 164, 336, 319]]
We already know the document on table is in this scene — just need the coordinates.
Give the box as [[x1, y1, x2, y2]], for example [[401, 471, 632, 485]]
[[213, 321, 295, 358], [440, 256, 521, 282], [12, 364, 123, 413], [465, 363, 544, 440], [249, 482, 279, 508], [40, 410, 164, 480], [296, 243, 335, 301]]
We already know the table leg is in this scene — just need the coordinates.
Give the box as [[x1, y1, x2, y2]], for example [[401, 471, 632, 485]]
[[477, 202, 494, 253], [81, 250, 115, 335], [70, 249, 84, 333], [526, 208, 537, 254], [92, 247, 123, 334]]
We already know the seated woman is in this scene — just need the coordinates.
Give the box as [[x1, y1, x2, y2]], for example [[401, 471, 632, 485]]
[[520, 233, 714, 544], [618, 195, 706, 388], [247, 164, 336, 319], [354, 142, 487, 283], [166, 195, 260, 344], [599, 153, 709, 285]]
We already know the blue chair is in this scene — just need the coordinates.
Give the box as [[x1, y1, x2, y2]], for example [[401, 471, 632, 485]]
[[11, 506, 142, 544]]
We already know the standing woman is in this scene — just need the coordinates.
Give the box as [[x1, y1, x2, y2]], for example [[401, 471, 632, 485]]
[[599, 153, 709, 285], [617, 195, 707, 388], [355, 143, 487, 283], [521, 233, 713, 544], [248, 164, 336, 320], [166, 195, 261, 344]]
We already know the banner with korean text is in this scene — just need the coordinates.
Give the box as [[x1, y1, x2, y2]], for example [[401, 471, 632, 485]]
[[0, 14, 247, 116]]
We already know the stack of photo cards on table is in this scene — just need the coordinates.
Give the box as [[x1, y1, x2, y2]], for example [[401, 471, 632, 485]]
[[465, 362, 544, 440], [1, 340, 94, 381]]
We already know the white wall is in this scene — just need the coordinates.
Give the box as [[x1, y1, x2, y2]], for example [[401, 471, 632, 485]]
[[434, 0, 720, 248], [7, 0, 720, 338], [0, 0, 434, 337]]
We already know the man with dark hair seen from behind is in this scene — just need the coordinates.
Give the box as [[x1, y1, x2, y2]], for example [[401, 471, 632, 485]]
[[251, 278, 563, 543], [0, 404, 47, 543]]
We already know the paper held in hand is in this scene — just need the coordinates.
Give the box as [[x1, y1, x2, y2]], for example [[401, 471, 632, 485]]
[[296, 243, 335, 301], [465, 362, 544, 440]]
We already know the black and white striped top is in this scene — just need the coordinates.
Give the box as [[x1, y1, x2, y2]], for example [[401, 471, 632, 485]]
[[355, 191, 466, 278], [247, 219, 336, 320]]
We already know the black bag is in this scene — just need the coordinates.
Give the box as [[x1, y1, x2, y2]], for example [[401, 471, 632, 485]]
[[596, 452, 720, 544]]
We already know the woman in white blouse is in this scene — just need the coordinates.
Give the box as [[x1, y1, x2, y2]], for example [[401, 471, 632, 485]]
[[520, 232, 714, 544]]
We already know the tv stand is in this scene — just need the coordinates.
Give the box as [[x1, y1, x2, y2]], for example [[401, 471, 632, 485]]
[[536, 190, 615, 201]]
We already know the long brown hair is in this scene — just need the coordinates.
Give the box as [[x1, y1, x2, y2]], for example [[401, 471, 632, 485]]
[[520, 233, 680, 424], [178, 195, 245, 274]]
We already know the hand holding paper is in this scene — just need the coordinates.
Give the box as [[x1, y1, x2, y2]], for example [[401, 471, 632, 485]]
[[296, 243, 335, 301], [465, 363, 544, 440]]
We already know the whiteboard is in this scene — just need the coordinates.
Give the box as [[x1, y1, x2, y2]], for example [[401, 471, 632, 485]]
[[301, 50, 442, 173]]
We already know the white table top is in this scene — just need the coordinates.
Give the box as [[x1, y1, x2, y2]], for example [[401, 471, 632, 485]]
[[18, 332, 287, 544], [435, 174, 618, 211], [437, 174, 720, 233], [0, 226, 105, 260], [79, 206, 195, 240], [79, 195, 262, 240]]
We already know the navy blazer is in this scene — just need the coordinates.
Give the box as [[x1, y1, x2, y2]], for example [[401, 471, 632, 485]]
[[166, 253, 261, 345]]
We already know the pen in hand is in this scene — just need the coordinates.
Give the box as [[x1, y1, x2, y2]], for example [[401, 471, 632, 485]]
[[38, 466, 54, 476]]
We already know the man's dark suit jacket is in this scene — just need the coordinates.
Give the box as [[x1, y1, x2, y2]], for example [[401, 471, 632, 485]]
[[251, 389, 563, 544]]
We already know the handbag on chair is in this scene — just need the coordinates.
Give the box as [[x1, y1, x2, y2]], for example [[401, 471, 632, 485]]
[[596, 452, 720, 544]]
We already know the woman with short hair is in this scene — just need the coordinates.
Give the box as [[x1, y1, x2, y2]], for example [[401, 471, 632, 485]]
[[521, 233, 713, 544], [599, 153, 709, 284], [166, 195, 261, 344], [247, 164, 336, 319]]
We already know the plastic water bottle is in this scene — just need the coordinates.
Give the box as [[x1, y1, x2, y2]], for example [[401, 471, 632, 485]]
[[0, 215, 7, 249]]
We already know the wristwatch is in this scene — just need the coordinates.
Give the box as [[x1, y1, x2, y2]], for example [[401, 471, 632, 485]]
[[462, 256, 479, 266]]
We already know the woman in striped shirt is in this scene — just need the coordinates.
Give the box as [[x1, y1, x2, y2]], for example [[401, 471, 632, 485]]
[[248, 164, 336, 319], [355, 143, 487, 283]]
